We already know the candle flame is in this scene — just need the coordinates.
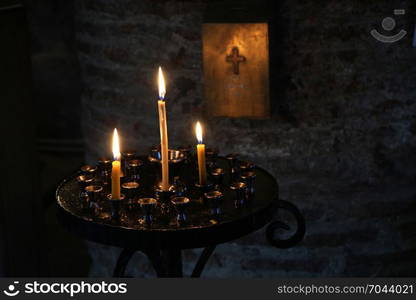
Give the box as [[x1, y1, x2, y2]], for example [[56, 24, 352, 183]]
[[195, 121, 203, 144], [112, 128, 120, 160], [158, 66, 166, 100]]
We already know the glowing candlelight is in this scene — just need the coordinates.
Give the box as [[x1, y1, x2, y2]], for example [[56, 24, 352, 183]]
[[195, 121, 207, 186], [157, 66, 169, 191], [158, 66, 166, 99], [111, 128, 121, 200]]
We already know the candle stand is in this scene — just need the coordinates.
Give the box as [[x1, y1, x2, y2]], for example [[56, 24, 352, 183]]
[[56, 151, 305, 277]]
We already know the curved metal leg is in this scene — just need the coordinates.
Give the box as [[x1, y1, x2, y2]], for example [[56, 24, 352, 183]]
[[162, 248, 183, 277], [266, 199, 306, 249], [191, 245, 216, 278], [142, 248, 183, 277], [113, 248, 135, 277], [143, 249, 166, 277]]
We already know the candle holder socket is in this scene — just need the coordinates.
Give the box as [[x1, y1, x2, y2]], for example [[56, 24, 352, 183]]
[[138, 197, 157, 225], [229, 181, 247, 207], [155, 185, 176, 216], [107, 193, 126, 221], [80, 165, 97, 177], [77, 174, 94, 199], [204, 190, 223, 215], [126, 159, 143, 182], [240, 171, 256, 196], [210, 168, 225, 189], [155, 185, 175, 203], [206, 147, 219, 163], [122, 150, 137, 161], [225, 153, 240, 183], [85, 185, 104, 214], [173, 176, 188, 197], [122, 150, 137, 176], [149, 147, 187, 182], [122, 181, 140, 201], [239, 161, 256, 172], [178, 145, 192, 164], [148, 147, 187, 164], [171, 196, 190, 225], [98, 157, 112, 172], [195, 182, 214, 202], [97, 157, 112, 189], [225, 153, 239, 164]]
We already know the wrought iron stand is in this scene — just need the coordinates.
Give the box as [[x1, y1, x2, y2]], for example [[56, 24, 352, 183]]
[[56, 156, 305, 277]]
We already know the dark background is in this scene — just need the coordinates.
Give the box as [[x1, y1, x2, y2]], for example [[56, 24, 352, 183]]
[[1, 0, 415, 277]]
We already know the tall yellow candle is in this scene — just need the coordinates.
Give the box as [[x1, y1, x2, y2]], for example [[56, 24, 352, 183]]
[[158, 66, 170, 191], [111, 128, 121, 200], [195, 121, 207, 186]]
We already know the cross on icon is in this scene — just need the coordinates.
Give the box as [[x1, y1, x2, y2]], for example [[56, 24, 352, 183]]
[[226, 47, 246, 75]]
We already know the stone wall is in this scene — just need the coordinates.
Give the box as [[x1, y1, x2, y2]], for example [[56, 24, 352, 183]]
[[75, 0, 206, 158], [75, 0, 416, 277]]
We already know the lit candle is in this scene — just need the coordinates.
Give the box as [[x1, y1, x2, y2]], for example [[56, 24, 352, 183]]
[[195, 121, 207, 186], [157, 66, 170, 191], [111, 128, 121, 200]]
